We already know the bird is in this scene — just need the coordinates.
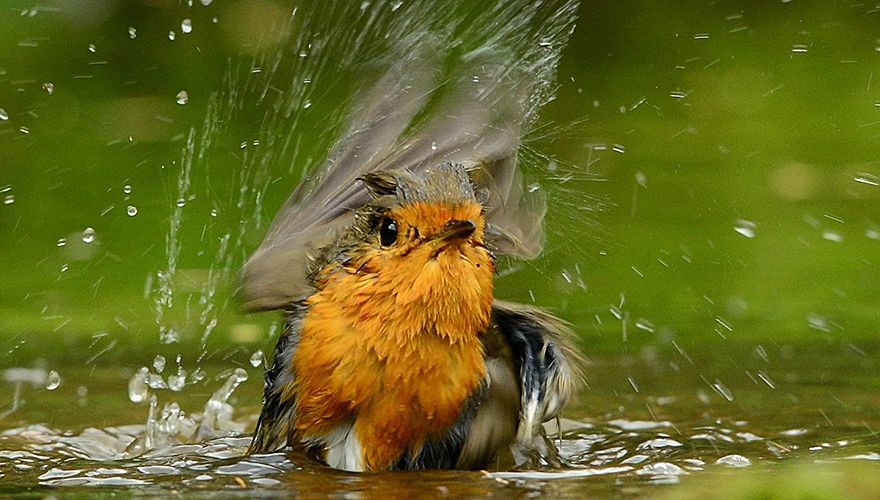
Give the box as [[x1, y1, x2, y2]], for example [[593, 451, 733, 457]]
[[241, 39, 584, 472]]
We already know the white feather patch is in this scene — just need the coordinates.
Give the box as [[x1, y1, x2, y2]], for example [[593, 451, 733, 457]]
[[317, 421, 364, 472]]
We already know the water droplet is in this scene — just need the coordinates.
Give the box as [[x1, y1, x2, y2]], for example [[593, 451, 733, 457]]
[[210, 208, 218, 217], [791, 44, 808, 53], [76, 385, 88, 403], [299, 51, 308, 58], [127, 205, 138, 216], [807, 313, 831, 332], [176, 90, 188, 105], [734, 219, 756, 238], [168, 31, 176, 41], [45, 370, 61, 390], [176, 198, 186, 208], [200, 0, 213, 5], [168, 366, 187, 392], [853, 173, 879, 186], [146, 373, 167, 389], [87, 44, 96, 53], [42, 82, 54, 95], [822, 230, 843, 242], [19, 126, 29, 134], [4, 194, 15, 205], [128, 27, 137, 39], [713, 379, 734, 401], [612, 144, 626, 154], [181, 19, 192, 34], [302, 77, 312, 84], [129, 367, 149, 403], [471, 75, 480, 83], [123, 184, 132, 194], [391, 1, 403, 11], [635, 318, 655, 332], [153, 355, 166, 373], [430, 141, 438, 151], [303, 99, 312, 109], [56, 238, 66, 247], [0, 108, 8, 121], [250, 350, 263, 368], [81, 227, 95, 243]]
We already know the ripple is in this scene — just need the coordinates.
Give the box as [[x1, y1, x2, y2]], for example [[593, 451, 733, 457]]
[[637, 462, 685, 476], [715, 454, 751, 467]]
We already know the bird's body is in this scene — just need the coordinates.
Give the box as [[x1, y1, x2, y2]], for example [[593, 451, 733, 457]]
[[247, 165, 583, 471], [241, 16, 584, 471]]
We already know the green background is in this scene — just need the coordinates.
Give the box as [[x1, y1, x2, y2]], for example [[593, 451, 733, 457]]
[[1, 0, 876, 362], [1, 0, 879, 496]]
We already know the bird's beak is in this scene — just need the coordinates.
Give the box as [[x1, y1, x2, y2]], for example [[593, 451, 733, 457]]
[[436, 219, 476, 242]]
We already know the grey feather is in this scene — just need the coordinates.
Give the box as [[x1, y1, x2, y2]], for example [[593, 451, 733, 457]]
[[240, 42, 553, 311]]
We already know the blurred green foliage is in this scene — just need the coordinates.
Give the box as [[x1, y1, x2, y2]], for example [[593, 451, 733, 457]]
[[0, 0, 878, 367]]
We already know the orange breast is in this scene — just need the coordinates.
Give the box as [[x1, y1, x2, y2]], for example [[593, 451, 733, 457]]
[[291, 204, 494, 469]]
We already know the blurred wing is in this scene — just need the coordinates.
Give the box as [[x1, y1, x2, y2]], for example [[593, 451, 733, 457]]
[[241, 1, 578, 311], [489, 300, 585, 460], [240, 40, 439, 310]]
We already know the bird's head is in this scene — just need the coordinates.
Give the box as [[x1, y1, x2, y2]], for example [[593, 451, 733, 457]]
[[311, 162, 495, 334]]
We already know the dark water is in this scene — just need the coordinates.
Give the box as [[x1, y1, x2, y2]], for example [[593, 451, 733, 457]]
[[2, 0, 879, 497]]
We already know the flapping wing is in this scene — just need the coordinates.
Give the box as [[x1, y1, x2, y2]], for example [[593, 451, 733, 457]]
[[241, 47, 547, 310], [461, 300, 585, 466], [241, 1, 579, 311]]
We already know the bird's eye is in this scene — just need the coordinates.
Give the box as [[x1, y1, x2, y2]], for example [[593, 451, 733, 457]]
[[379, 217, 398, 246]]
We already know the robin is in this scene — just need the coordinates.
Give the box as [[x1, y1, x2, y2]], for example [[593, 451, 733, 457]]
[[241, 44, 584, 472]]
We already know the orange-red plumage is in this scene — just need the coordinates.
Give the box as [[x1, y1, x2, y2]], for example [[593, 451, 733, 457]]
[[289, 201, 494, 469]]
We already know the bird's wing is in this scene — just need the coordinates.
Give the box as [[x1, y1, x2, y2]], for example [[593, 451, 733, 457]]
[[240, 41, 549, 311], [458, 300, 585, 467], [249, 303, 307, 453]]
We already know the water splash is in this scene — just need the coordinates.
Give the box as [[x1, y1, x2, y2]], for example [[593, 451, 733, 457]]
[[197, 368, 248, 439], [129, 367, 149, 403]]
